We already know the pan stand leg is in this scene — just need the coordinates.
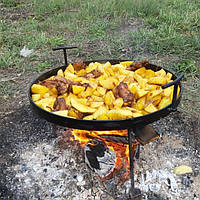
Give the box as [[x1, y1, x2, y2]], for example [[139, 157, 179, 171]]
[[128, 129, 142, 200]]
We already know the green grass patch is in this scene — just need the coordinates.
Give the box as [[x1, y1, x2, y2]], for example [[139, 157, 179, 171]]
[[0, 0, 199, 75], [173, 59, 200, 78], [130, 0, 200, 76], [1, 0, 18, 7]]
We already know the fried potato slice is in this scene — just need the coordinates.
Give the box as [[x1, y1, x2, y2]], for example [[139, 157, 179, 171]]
[[120, 61, 133, 67], [148, 77, 167, 85], [90, 101, 104, 108], [83, 115, 94, 120], [104, 91, 115, 106], [155, 69, 166, 77], [53, 110, 68, 117], [146, 84, 161, 91], [158, 97, 171, 110], [71, 97, 96, 113], [35, 96, 56, 111], [72, 85, 85, 94], [132, 112, 143, 117], [133, 73, 147, 89], [64, 72, 77, 80], [68, 108, 83, 119], [144, 103, 158, 113], [114, 98, 124, 108], [107, 109, 133, 120], [96, 114, 109, 120], [152, 95, 162, 106], [164, 86, 173, 97], [144, 69, 155, 79], [135, 67, 146, 77], [146, 90, 163, 102], [136, 88, 148, 99], [136, 96, 146, 110], [32, 94, 41, 102], [166, 72, 173, 82], [64, 64, 74, 74], [31, 84, 48, 94], [96, 86, 106, 96], [129, 83, 138, 94], [99, 77, 117, 89], [57, 69, 64, 77], [93, 106, 109, 119]]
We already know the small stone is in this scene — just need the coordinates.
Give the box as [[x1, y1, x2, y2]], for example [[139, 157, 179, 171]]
[[149, 183, 161, 192], [77, 175, 83, 182], [77, 185, 81, 192], [43, 168, 47, 173], [181, 176, 193, 188], [173, 165, 193, 175]]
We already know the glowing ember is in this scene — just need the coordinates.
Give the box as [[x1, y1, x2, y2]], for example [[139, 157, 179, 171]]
[[71, 129, 138, 171]]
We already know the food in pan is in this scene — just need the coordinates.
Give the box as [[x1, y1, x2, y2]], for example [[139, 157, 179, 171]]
[[31, 60, 180, 120]]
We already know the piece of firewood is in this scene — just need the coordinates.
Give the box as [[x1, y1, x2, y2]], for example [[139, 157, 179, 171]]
[[84, 139, 116, 177]]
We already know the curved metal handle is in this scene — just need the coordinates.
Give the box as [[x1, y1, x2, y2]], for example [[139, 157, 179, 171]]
[[52, 46, 77, 66], [162, 74, 184, 111]]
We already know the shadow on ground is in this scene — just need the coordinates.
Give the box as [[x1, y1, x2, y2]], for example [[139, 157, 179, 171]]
[[0, 105, 56, 199]]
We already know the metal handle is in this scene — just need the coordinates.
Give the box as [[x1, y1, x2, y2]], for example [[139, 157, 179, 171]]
[[162, 74, 184, 111], [52, 46, 77, 67]]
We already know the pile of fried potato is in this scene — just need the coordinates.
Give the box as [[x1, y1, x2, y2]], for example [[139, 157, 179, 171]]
[[31, 61, 180, 120]]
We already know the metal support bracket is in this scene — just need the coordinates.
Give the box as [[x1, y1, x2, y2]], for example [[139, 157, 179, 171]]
[[52, 46, 77, 67], [128, 129, 142, 200], [162, 74, 184, 112]]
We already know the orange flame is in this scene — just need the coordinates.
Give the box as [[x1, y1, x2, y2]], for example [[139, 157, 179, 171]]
[[71, 129, 138, 171]]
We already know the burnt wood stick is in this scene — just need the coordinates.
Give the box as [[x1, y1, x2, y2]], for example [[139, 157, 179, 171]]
[[98, 134, 134, 144]]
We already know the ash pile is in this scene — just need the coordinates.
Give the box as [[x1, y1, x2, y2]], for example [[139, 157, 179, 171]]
[[5, 113, 200, 200]]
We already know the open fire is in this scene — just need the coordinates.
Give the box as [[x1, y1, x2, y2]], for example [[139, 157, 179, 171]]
[[62, 129, 138, 178]]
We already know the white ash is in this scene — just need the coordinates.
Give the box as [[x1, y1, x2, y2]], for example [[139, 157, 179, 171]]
[[8, 123, 200, 200], [10, 139, 114, 200], [119, 134, 200, 200]]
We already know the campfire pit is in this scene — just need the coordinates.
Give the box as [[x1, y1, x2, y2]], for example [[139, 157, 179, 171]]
[[28, 46, 184, 199]]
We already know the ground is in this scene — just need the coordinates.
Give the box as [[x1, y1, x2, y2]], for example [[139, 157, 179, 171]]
[[0, 0, 200, 199]]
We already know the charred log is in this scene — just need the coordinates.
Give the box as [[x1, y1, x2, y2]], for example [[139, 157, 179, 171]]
[[98, 134, 132, 144], [84, 139, 116, 177]]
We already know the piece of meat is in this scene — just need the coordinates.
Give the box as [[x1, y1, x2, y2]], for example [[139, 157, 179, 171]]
[[53, 98, 69, 111], [83, 69, 102, 79], [73, 61, 86, 71], [54, 76, 69, 84], [40, 80, 58, 89], [40, 75, 88, 96], [56, 84, 68, 96], [40, 76, 70, 96], [127, 60, 149, 71], [114, 82, 134, 103]]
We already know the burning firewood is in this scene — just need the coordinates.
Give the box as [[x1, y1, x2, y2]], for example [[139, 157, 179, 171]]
[[84, 139, 116, 177]]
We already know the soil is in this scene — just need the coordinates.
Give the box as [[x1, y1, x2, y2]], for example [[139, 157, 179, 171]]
[[0, 5, 199, 199], [0, 58, 200, 199], [0, 102, 200, 199]]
